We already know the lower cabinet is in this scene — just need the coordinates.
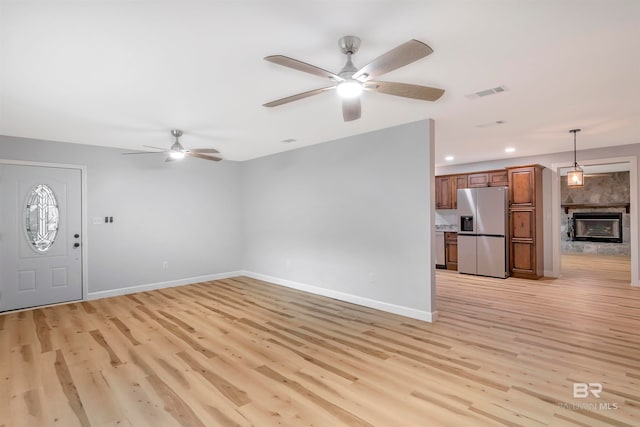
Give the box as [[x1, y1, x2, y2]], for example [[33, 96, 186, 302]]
[[511, 241, 535, 274], [445, 232, 458, 271]]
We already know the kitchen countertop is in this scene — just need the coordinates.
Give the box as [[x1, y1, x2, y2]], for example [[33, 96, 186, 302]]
[[435, 224, 458, 232]]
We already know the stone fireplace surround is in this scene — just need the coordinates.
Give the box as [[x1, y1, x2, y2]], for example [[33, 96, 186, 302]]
[[561, 171, 630, 256]]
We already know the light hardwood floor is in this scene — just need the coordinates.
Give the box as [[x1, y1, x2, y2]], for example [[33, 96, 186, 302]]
[[1, 254, 639, 426]]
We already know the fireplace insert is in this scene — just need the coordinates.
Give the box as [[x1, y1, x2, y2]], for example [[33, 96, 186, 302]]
[[572, 212, 623, 243]]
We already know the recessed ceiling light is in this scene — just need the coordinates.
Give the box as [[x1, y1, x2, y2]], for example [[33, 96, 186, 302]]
[[445, 156, 454, 161], [281, 138, 296, 143], [505, 147, 515, 153]]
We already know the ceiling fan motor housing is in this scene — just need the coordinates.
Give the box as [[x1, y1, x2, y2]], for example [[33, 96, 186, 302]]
[[339, 36, 361, 55]]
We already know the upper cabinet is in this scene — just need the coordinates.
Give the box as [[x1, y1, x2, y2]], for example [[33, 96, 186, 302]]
[[468, 170, 509, 188], [436, 175, 468, 209], [488, 170, 508, 187], [436, 169, 507, 210], [451, 175, 468, 209], [435, 176, 452, 209], [467, 172, 489, 187]]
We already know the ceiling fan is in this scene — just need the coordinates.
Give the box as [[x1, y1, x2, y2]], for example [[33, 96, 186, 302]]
[[263, 36, 445, 121], [122, 129, 222, 162]]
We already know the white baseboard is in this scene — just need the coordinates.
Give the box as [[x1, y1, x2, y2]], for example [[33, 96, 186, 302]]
[[241, 271, 438, 323], [544, 269, 556, 278], [86, 271, 243, 300]]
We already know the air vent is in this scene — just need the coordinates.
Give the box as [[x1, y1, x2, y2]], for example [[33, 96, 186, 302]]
[[465, 86, 508, 100], [280, 138, 296, 143]]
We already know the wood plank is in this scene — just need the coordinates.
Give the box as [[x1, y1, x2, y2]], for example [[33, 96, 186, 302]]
[[54, 349, 91, 427], [146, 374, 206, 427]]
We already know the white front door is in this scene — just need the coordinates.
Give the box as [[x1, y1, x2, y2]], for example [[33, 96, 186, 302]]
[[0, 164, 83, 311]]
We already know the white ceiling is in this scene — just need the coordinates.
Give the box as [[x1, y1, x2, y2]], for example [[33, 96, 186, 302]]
[[1, 1, 639, 166]]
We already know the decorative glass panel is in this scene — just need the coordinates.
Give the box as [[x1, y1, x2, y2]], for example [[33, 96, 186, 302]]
[[25, 184, 59, 252]]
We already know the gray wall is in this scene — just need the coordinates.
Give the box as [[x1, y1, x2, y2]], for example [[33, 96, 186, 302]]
[[436, 142, 640, 279], [1, 120, 437, 319], [240, 120, 436, 318], [0, 135, 243, 294]]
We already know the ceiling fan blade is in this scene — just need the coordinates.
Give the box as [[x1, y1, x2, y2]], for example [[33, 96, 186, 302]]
[[143, 145, 169, 152], [353, 40, 433, 81], [365, 81, 445, 101], [122, 151, 162, 155], [188, 148, 220, 154], [265, 55, 343, 82], [165, 156, 177, 163], [263, 86, 335, 107], [342, 97, 361, 122], [187, 153, 222, 162]]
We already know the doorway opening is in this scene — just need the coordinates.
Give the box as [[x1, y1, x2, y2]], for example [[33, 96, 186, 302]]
[[551, 157, 637, 285]]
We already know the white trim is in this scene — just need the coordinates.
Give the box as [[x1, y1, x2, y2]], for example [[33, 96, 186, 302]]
[[242, 271, 438, 322], [0, 158, 87, 170], [550, 156, 637, 285], [86, 271, 244, 300], [0, 158, 89, 301]]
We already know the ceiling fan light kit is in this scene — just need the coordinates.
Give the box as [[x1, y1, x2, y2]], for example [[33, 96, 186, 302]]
[[336, 80, 363, 98], [263, 35, 445, 121], [169, 150, 186, 160]]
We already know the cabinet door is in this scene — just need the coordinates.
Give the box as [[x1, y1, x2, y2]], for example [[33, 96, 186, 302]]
[[511, 209, 535, 240], [511, 242, 535, 275], [446, 242, 458, 270], [435, 176, 452, 209], [451, 175, 468, 209], [489, 170, 508, 186], [508, 167, 536, 206], [467, 173, 489, 188]]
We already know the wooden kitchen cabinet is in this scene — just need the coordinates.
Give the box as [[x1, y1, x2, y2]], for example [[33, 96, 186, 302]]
[[488, 170, 508, 186], [445, 232, 458, 270], [435, 176, 452, 209], [436, 174, 467, 210], [467, 172, 489, 188], [509, 166, 538, 206], [451, 175, 468, 209], [467, 170, 508, 188], [508, 165, 544, 279]]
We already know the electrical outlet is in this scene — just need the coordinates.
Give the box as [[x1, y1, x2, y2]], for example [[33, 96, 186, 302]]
[[162, 261, 168, 269]]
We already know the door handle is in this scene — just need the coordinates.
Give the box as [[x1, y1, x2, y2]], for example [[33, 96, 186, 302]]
[[73, 243, 80, 248]]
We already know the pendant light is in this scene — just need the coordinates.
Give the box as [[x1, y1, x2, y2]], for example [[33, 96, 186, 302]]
[[567, 129, 584, 188]]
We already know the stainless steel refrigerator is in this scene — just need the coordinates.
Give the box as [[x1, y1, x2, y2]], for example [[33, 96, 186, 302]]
[[457, 187, 509, 278]]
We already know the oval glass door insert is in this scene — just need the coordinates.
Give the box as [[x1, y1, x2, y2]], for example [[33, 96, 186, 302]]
[[25, 184, 59, 252]]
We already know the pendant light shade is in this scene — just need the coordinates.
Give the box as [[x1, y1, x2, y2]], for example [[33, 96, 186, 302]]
[[567, 129, 584, 188], [567, 168, 584, 187]]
